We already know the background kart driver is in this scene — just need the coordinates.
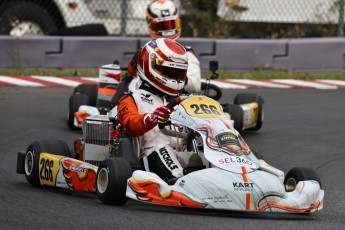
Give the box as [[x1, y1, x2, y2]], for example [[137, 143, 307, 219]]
[[126, 0, 201, 94], [117, 38, 188, 180]]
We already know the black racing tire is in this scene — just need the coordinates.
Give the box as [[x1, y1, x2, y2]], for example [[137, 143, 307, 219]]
[[0, 1, 57, 36], [234, 93, 264, 131], [251, 149, 264, 160], [284, 167, 322, 192], [25, 140, 71, 187], [96, 157, 132, 205], [222, 103, 243, 133], [67, 94, 89, 130], [73, 84, 98, 107]]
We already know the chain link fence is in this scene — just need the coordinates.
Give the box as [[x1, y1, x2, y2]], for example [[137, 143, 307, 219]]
[[0, 0, 344, 38]]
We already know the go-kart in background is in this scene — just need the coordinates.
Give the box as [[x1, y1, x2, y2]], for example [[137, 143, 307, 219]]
[[0, 87, 344, 229]]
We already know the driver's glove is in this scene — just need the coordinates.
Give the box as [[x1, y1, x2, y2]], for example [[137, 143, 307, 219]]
[[144, 106, 172, 127]]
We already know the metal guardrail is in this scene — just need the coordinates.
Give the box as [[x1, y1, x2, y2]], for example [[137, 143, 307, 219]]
[[1, 36, 345, 71]]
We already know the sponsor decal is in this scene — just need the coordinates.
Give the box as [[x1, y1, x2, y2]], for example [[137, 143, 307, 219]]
[[168, 55, 186, 63], [140, 93, 154, 104], [69, 164, 88, 173], [218, 156, 253, 166], [216, 133, 240, 147], [164, 62, 188, 69], [233, 182, 255, 192], [161, 9, 170, 16], [117, 106, 128, 118], [62, 159, 96, 192], [159, 147, 178, 170], [178, 179, 185, 187], [161, 30, 175, 36], [154, 76, 168, 85], [148, 40, 157, 48], [201, 195, 233, 204]]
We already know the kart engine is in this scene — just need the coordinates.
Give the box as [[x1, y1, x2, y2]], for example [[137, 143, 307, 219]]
[[82, 115, 115, 166]]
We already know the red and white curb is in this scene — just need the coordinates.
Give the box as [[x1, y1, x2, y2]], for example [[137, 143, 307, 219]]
[[1, 76, 345, 89]]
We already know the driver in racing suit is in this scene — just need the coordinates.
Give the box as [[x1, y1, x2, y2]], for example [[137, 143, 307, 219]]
[[117, 38, 188, 180], [126, 0, 201, 94]]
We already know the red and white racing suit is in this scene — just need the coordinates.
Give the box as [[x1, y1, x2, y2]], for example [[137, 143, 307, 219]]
[[117, 82, 184, 180]]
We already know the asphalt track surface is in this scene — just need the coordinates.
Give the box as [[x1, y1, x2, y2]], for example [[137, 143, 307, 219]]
[[0, 87, 344, 230]]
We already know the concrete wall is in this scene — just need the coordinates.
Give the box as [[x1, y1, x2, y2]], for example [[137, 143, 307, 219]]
[[0, 36, 344, 72]]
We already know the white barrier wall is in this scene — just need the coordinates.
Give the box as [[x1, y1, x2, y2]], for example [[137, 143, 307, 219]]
[[0, 36, 344, 72]]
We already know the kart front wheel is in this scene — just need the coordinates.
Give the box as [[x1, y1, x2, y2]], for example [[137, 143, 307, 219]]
[[96, 158, 132, 205], [284, 167, 322, 192], [25, 140, 71, 187]]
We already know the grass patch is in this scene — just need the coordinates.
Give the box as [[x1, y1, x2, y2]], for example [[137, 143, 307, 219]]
[[1, 68, 345, 80], [0, 68, 99, 77], [203, 70, 345, 80]]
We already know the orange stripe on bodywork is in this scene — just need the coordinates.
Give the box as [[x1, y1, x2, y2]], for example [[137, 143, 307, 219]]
[[241, 166, 252, 210], [246, 193, 252, 210], [98, 88, 117, 95], [241, 166, 249, 182]]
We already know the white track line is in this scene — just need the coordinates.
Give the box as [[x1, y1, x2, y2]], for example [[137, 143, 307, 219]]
[[226, 79, 291, 88], [31, 76, 82, 87], [271, 79, 338, 89], [0, 76, 44, 87]]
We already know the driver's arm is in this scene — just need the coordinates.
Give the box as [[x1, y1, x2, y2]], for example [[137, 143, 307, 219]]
[[117, 95, 172, 137], [117, 95, 155, 137]]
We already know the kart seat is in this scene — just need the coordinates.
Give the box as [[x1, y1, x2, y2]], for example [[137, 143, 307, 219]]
[[111, 74, 133, 107], [116, 137, 143, 171]]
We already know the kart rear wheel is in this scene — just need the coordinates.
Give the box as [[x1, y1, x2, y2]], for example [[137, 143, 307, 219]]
[[67, 94, 89, 130], [222, 104, 243, 133], [234, 93, 264, 131], [284, 167, 322, 192], [25, 140, 71, 187], [96, 157, 132, 205], [73, 84, 98, 107]]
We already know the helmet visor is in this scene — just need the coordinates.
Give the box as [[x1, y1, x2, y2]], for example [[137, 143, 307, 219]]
[[152, 60, 187, 82], [149, 16, 180, 32]]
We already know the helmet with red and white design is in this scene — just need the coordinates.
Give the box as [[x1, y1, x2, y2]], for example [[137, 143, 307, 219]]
[[146, 0, 181, 40], [137, 38, 188, 96]]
